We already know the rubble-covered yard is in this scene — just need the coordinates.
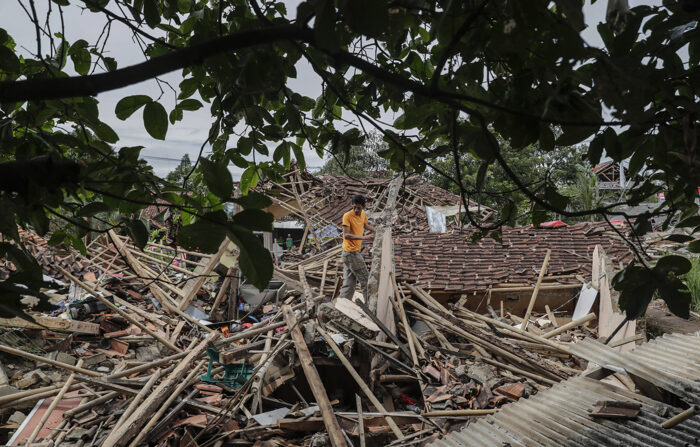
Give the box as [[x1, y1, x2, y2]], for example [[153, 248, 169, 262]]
[[1, 170, 699, 447]]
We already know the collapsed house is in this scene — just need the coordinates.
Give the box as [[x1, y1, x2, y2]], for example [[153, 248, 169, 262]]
[[1, 168, 698, 447]]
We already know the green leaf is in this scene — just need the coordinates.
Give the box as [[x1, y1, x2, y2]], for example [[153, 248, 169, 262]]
[[228, 224, 272, 290], [127, 219, 149, 250], [688, 240, 700, 253], [677, 216, 700, 228], [67, 232, 87, 256], [556, 125, 597, 146], [199, 157, 232, 200], [665, 234, 695, 243], [233, 191, 272, 209], [658, 278, 690, 319], [169, 107, 183, 124], [70, 48, 91, 75], [47, 230, 66, 246], [292, 143, 306, 170], [233, 209, 273, 232], [115, 95, 151, 120], [619, 281, 655, 320], [0, 46, 20, 74], [239, 167, 259, 195], [341, 0, 388, 37], [143, 101, 168, 140], [176, 211, 228, 253], [475, 161, 489, 193], [273, 142, 291, 169], [313, 0, 340, 51], [178, 99, 203, 111], [653, 255, 692, 276], [143, 0, 161, 27], [76, 201, 109, 217], [93, 122, 119, 143]]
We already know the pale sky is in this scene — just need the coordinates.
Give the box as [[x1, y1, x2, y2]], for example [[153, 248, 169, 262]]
[[1, 1, 644, 179]]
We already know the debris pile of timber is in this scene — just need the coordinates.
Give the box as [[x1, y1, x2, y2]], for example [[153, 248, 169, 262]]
[[0, 224, 642, 447]]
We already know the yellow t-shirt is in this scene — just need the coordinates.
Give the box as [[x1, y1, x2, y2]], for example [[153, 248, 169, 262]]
[[342, 209, 367, 252]]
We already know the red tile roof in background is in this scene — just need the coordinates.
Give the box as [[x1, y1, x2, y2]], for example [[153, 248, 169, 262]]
[[393, 222, 636, 291]]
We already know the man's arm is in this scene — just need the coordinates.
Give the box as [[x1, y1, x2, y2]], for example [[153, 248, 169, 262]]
[[364, 222, 376, 233], [343, 225, 371, 240]]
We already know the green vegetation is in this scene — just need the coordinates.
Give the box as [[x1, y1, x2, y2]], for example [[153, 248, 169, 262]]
[[317, 131, 389, 178], [0, 1, 699, 322], [683, 257, 700, 313]]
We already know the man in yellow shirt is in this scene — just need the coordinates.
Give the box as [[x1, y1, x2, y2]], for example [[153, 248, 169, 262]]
[[339, 195, 375, 302]]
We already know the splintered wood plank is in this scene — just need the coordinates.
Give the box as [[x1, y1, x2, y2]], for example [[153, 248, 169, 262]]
[[0, 316, 100, 334], [282, 305, 347, 447]]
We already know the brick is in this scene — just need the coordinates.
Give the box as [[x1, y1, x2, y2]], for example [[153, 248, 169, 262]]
[[494, 382, 525, 400]]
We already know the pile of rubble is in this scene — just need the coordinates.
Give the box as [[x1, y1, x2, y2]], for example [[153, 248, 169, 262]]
[[0, 228, 633, 447], [4, 169, 695, 446]]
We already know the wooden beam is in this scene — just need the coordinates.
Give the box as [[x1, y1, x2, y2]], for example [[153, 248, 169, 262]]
[[101, 331, 219, 447], [178, 238, 230, 310], [520, 249, 552, 331], [541, 313, 596, 339], [25, 360, 84, 444], [298, 265, 315, 312], [282, 305, 347, 447], [316, 324, 404, 440], [58, 267, 182, 352], [0, 316, 99, 334], [210, 265, 235, 320], [545, 305, 558, 327], [127, 361, 206, 447], [112, 369, 162, 431], [0, 344, 101, 377], [367, 175, 401, 314]]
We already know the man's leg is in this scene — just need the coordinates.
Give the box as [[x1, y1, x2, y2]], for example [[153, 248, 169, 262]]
[[338, 252, 358, 299], [349, 252, 370, 303]]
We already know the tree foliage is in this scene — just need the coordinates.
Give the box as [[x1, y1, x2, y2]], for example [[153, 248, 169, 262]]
[[0, 0, 699, 320], [425, 137, 588, 224], [317, 131, 389, 178]]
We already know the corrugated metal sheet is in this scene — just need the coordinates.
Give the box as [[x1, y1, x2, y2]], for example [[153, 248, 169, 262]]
[[429, 332, 700, 447], [568, 332, 700, 404]]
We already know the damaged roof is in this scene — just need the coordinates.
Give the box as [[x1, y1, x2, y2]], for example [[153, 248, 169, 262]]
[[261, 169, 494, 234], [429, 332, 700, 447], [393, 222, 636, 291]]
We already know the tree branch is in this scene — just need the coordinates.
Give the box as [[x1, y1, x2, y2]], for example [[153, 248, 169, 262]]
[[0, 25, 312, 102], [430, 0, 489, 90]]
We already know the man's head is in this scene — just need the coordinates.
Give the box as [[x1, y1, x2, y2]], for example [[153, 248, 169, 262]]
[[352, 195, 366, 215]]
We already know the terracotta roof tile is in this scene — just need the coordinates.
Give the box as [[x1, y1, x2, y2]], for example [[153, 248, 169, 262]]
[[392, 222, 636, 291]]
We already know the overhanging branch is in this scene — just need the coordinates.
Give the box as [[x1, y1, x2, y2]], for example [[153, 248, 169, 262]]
[[0, 25, 312, 102]]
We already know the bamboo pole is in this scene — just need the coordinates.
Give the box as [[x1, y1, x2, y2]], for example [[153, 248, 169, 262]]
[[210, 265, 235, 319], [127, 361, 206, 447], [0, 344, 101, 376], [541, 313, 596, 339], [480, 357, 557, 386], [406, 298, 562, 381], [58, 267, 182, 352], [453, 307, 568, 353], [520, 249, 552, 330], [422, 409, 496, 417], [357, 394, 366, 447], [316, 324, 404, 440], [284, 306, 348, 447], [26, 360, 84, 444], [661, 405, 699, 429], [112, 369, 162, 431], [64, 391, 119, 418], [545, 305, 558, 327], [0, 384, 63, 405], [102, 332, 219, 447]]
